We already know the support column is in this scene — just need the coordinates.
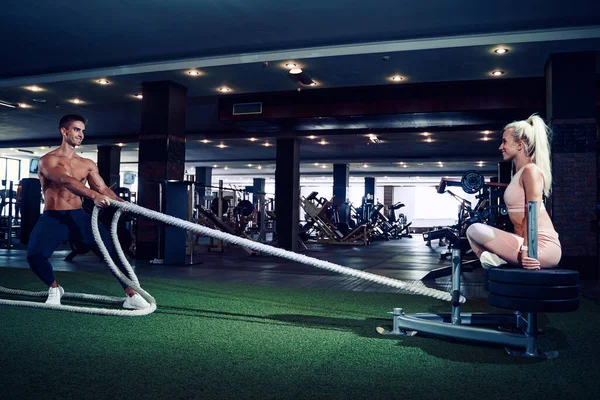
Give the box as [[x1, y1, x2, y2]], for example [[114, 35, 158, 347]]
[[136, 81, 188, 260], [332, 163, 349, 208], [545, 52, 598, 279], [275, 138, 300, 251], [364, 177, 376, 199], [97, 145, 122, 189], [195, 166, 212, 205]]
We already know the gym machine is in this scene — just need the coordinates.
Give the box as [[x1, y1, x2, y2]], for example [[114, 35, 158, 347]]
[[377, 201, 579, 358]]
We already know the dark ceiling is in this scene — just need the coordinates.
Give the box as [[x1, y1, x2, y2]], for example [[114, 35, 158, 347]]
[[0, 0, 599, 178]]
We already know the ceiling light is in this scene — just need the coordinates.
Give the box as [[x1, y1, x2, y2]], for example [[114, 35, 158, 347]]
[[289, 68, 303, 75], [308, 135, 316, 139], [481, 137, 491, 141], [134, 94, 143, 99], [402, 165, 408, 168], [481, 130, 491, 134], [200, 139, 211, 143], [263, 142, 272, 147], [218, 87, 231, 93], [18, 103, 30, 108], [25, 86, 43, 92], [285, 63, 297, 68], [217, 143, 227, 148], [319, 140, 327, 145], [363, 164, 369, 168], [187, 70, 201, 76], [390, 75, 403, 82], [257, 165, 262, 170], [117, 143, 125, 147], [39, 146, 47, 149], [494, 48, 509, 54], [71, 99, 83, 104], [247, 164, 253, 167], [314, 163, 319, 166], [491, 70, 505, 76], [249, 137, 258, 142], [213, 164, 218, 168], [224, 166, 228, 170], [425, 138, 434, 143], [421, 132, 430, 136], [321, 165, 327, 169], [368, 134, 381, 144], [97, 79, 110, 85]]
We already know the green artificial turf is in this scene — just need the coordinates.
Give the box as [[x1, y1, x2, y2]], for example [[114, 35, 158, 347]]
[[1, 267, 599, 400]]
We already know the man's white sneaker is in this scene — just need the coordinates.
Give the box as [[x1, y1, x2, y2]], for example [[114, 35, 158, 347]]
[[123, 293, 151, 310], [480, 251, 508, 269], [46, 286, 64, 305]]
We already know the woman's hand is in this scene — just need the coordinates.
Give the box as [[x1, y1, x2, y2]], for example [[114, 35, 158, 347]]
[[519, 250, 541, 270]]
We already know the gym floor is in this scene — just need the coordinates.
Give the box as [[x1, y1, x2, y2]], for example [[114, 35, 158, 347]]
[[1, 238, 600, 399]]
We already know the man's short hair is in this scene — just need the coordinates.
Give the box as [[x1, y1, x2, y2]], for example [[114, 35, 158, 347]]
[[59, 114, 87, 131]]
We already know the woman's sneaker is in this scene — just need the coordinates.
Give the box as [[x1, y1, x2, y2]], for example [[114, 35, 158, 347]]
[[123, 293, 151, 310], [46, 286, 64, 305], [479, 251, 507, 269]]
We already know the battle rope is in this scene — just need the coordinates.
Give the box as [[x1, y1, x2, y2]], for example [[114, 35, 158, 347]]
[[109, 201, 464, 303], [0, 206, 156, 316], [0, 200, 465, 314]]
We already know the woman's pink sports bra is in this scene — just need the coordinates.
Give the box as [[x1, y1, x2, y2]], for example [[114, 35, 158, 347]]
[[503, 163, 546, 214]]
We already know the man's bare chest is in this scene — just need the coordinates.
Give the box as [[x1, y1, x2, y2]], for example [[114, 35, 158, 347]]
[[58, 159, 88, 182]]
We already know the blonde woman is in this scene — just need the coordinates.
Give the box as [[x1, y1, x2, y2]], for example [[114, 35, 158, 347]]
[[466, 115, 561, 270]]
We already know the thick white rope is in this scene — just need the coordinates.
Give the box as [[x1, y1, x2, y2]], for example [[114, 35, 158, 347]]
[[110, 201, 464, 303], [0, 208, 156, 316], [1, 199, 465, 314]]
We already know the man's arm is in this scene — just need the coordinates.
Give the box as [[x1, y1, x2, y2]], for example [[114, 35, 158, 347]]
[[39, 156, 102, 201], [87, 161, 124, 202]]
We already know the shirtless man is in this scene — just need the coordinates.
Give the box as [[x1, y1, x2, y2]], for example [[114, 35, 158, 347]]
[[26, 114, 150, 309]]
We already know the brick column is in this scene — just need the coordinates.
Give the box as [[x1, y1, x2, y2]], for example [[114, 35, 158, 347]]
[[545, 52, 598, 279]]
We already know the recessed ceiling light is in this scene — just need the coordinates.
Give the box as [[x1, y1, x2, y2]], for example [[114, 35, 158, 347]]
[[218, 87, 231, 92], [481, 130, 491, 134], [402, 165, 408, 168], [134, 94, 143, 99], [321, 165, 327, 169], [213, 164, 218, 168], [308, 135, 316, 139], [424, 138, 434, 143], [217, 143, 227, 148], [421, 132, 431, 137], [25, 86, 43, 92], [314, 163, 319, 166], [257, 165, 262, 170], [285, 63, 297, 68], [481, 137, 491, 141], [289, 68, 303, 75], [263, 142, 272, 147], [494, 48, 509, 54], [18, 103, 30, 108], [309, 81, 317, 86], [117, 143, 125, 147], [97, 79, 110, 85], [491, 70, 505, 76], [71, 99, 83, 104], [201, 139, 210, 143], [390, 75, 403, 82], [319, 140, 328, 145], [224, 166, 228, 170], [249, 137, 258, 142], [247, 164, 253, 167], [187, 70, 201, 76], [363, 164, 369, 168]]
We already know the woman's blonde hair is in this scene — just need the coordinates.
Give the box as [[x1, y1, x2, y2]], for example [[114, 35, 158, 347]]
[[504, 114, 552, 197]]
